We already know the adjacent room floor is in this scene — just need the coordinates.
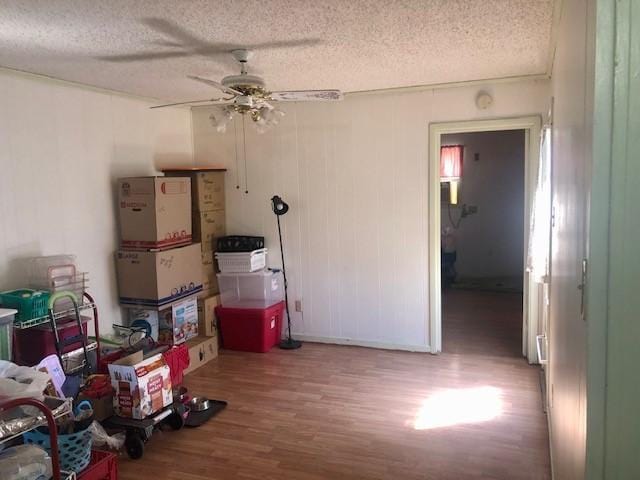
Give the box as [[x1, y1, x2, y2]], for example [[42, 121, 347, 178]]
[[120, 290, 550, 479]]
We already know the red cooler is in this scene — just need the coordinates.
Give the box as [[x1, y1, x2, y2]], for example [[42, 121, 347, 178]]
[[215, 301, 284, 353]]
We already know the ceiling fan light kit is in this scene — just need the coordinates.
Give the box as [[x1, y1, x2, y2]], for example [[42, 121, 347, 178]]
[[153, 48, 343, 133]]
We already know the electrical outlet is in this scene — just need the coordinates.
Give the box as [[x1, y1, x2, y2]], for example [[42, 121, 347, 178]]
[[295, 300, 303, 312], [460, 204, 478, 218]]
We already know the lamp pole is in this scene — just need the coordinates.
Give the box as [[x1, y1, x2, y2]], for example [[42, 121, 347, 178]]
[[272, 195, 301, 350]]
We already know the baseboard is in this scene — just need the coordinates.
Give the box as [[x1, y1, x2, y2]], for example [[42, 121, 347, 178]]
[[547, 404, 555, 479], [291, 334, 431, 353]]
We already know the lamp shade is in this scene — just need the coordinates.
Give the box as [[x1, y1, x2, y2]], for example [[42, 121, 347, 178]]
[[271, 195, 289, 215]]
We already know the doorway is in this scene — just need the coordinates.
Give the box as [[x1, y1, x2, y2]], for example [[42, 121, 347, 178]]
[[440, 129, 525, 356], [428, 116, 542, 361]]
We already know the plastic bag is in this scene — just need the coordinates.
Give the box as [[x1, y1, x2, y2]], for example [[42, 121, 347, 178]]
[[87, 421, 125, 450], [0, 444, 52, 480], [0, 361, 51, 401]]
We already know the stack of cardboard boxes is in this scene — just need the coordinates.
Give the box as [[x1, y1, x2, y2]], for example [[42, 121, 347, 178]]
[[165, 168, 226, 298], [114, 175, 219, 373], [161, 168, 227, 373]]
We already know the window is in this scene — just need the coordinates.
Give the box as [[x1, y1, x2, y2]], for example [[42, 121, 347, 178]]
[[440, 145, 463, 181]]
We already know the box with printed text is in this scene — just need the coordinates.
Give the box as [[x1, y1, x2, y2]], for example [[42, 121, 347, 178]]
[[118, 176, 192, 250]]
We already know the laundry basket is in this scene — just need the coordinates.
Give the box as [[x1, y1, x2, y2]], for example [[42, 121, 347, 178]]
[[215, 249, 267, 273], [23, 426, 93, 473], [0, 289, 49, 322]]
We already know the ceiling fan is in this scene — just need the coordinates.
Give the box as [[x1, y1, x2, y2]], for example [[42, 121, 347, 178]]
[[151, 49, 343, 133]]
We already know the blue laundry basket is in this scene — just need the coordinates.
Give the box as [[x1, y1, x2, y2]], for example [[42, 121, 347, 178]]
[[24, 426, 92, 473]]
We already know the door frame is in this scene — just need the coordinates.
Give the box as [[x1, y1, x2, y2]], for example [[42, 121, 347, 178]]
[[428, 115, 542, 361]]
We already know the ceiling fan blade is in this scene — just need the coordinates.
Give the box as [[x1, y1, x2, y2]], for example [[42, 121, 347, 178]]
[[246, 38, 322, 51], [270, 90, 343, 102], [96, 51, 190, 62], [151, 39, 185, 48], [150, 98, 232, 109], [141, 17, 209, 48], [187, 75, 243, 96]]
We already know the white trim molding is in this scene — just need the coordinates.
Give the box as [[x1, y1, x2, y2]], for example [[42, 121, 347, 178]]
[[293, 334, 431, 353]]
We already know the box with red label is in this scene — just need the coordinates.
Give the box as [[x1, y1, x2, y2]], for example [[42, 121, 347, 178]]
[[107, 351, 172, 419], [118, 176, 192, 250]]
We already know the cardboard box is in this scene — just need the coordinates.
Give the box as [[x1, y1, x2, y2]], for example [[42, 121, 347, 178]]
[[197, 287, 217, 299], [77, 393, 114, 422], [202, 251, 215, 274], [197, 295, 220, 337], [125, 307, 160, 341], [158, 296, 199, 345], [184, 335, 218, 375], [202, 272, 219, 295], [170, 171, 225, 212], [116, 243, 203, 307], [201, 252, 220, 295], [107, 352, 172, 419], [118, 177, 192, 250], [127, 295, 198, 344], [193, 210, 225, 252]]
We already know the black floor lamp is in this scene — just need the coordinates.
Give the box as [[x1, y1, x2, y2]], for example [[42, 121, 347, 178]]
[[271, 195, 302, 350]]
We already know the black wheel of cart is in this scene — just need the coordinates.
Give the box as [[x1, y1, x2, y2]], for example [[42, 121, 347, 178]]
[[167, 410, 185, 431], [125, 431, 145, 459]]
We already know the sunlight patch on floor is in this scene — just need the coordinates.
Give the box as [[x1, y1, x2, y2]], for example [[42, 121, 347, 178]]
[[413, 386, 503, 430]]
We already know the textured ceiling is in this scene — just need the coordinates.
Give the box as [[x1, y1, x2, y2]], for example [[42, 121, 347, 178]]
[[0, 0, 554, 101]]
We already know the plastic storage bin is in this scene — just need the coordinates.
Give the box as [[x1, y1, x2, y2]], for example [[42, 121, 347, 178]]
[[27, 255, 77, 279], [14, 316, 89, 365], [27, 255, 87, 312], [217, 270, 284, 308], [216, 301, 284, 352], [0, 309, 17, 361], [0, 289, 49, 322], [215, 249, 267, 273]]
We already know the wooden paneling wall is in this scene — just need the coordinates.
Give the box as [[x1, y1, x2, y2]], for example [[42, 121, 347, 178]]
[[192, 80, 549, 350], [0, 69, 194, 333]]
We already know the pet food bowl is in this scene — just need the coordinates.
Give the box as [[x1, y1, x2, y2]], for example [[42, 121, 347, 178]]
[[187, 397, 211, 412]]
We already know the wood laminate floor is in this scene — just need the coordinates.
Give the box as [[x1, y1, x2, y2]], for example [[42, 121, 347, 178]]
[[119, 290, 550, 479]]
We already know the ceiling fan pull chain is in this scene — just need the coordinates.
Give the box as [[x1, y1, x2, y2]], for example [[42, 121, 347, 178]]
[[233, 118, 240, 189], [243, 115, 249, 194]]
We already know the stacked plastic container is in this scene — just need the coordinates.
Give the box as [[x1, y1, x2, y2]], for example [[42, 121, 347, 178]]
[[214, 237, 285, 352], [0, 254, 90, 365], [0, 309, 17, 361]]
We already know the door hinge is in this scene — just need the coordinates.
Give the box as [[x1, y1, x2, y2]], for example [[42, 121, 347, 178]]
[[578, 258, 588, 321]]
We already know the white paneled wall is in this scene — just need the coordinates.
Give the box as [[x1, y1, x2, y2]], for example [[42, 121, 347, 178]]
[[0, 69, 194, 333], [192, 79, 549, 351]]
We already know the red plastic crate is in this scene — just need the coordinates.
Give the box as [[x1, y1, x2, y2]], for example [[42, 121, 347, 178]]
[[77, 450, 118, 480], [216, 301, 284, 353]]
